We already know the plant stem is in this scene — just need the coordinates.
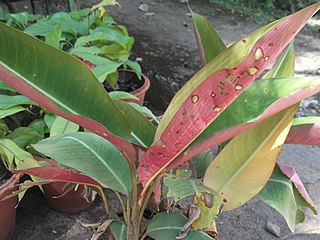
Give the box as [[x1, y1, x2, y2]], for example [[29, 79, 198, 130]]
[[114, 190, 128, 225]]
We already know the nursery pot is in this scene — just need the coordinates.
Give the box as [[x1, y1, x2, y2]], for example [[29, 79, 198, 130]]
[[105, 70, 151, 105], [129, 72, 150, 104], [0, 175, 19, 240], [43, 182, 96, 213]]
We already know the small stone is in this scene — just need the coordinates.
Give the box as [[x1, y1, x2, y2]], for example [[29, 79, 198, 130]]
[[266, 221, 281, 237], [145, 12, 155, 16], [182, 21, 188, 27], [138, 4, 149, 13]]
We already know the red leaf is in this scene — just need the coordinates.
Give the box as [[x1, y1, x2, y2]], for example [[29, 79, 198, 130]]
[[14, 167, 102, 188], [285, 124, 320, 145], [138, 3, 320, 186], [279, 163, 316, 209]]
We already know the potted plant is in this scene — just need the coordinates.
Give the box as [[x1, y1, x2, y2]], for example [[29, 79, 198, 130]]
[[0, 2, 320, 240], [0, 78, 97, 213], [0, 168, 19, 240], [22, 1, 149, 104]]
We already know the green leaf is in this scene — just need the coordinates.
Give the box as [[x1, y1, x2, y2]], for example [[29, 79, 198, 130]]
[[125, 60, 141, 79], [50, 116, 79, 137], [0, 106, 25, 118], [0, 80, 16, 92], [45, 26, 62, 48], [44, 113, 55, 129], [191, 12, 226, 65], [32, 132, 132, 195], [191, 150, 213, 179], [75, 30, 130, 49], [108, 91, 139, 101], [258, 165, 311, 231], [0, 22, 132, 141], [0, 119, 8, 137], [28, 119, 47, 136], [203, 106, 297, 211], [0, 95, 34, 109], [115, 101, 156, 148], [147, 212, 213, 240], [69, 46, 104, 55], [163, 174, 214, 201], [106, 71, 119, 88], [92, 62, 122, 83], [110, 212, 127, 240], [127, 102, 159, 124], [0, 139, 37, 169], [292, 117, 320, 126], [5, 127, 43, 148]]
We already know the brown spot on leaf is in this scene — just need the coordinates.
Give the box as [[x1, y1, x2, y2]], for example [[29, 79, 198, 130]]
[[191, 95, 199, 103], [226, 74, 236, 83], [235, 84, 243, 91], [213, 107, 222, 113], [253, 48, 264, 62], [247, 67, 259, 75]]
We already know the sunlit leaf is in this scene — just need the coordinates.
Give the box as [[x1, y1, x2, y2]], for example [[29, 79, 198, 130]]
[[32, 132, 132, 194]]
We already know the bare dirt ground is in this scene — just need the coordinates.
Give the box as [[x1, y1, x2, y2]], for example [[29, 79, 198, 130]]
[[2, 0, 319, 239]]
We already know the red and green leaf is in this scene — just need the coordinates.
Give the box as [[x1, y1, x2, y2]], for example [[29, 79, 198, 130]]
[[138, 3, 320, 186], [285, 117, 320, 145], [14, 166, 101, 187], [258, 164, 316, 231]]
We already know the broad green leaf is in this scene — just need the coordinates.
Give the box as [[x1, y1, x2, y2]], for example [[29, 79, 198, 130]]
[[44, 113, 55, 129], [24, 20, 55, 36], [147, 212, 213, 240], [109, 91, 139, 101], [0, 80, 16, 92], [191, 12, 226, 66], [0, 139, 37, 169], [50, 116, 79, 137], [110, 212, 127, 240], [0, 106, 25, 118], [203, 106, 297, 211], [258, 165, 315, 231], [32, 132, 132, 195], [191, 150, 214, 179], [5, 127, 43, 148], [45, 26, 62, 48], [115, 100, 156, 147], [69, 46, 104, 55], [0, 95, 34, 109], [163, 174, 213, 201], [127, 102, 159, 124], [75, 30, 131, 49], [0, 22, 137, 149], [28, 119, 47, 136], [106, 71, 119, 88], [71, 52, 108, 65], [125, 60, 141, 79], [92, 62, 122, 83]]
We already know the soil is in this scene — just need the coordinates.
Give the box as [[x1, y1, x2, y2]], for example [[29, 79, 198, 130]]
[[103, 71, 144, 93], [1, 0, 319, 239]]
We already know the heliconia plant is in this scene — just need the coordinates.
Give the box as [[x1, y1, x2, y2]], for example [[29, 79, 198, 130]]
[[0, 2, 320, 240]]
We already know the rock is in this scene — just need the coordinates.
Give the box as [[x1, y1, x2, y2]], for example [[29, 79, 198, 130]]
[[266, 221, 281, 237], [138, 3, 149, 13]]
